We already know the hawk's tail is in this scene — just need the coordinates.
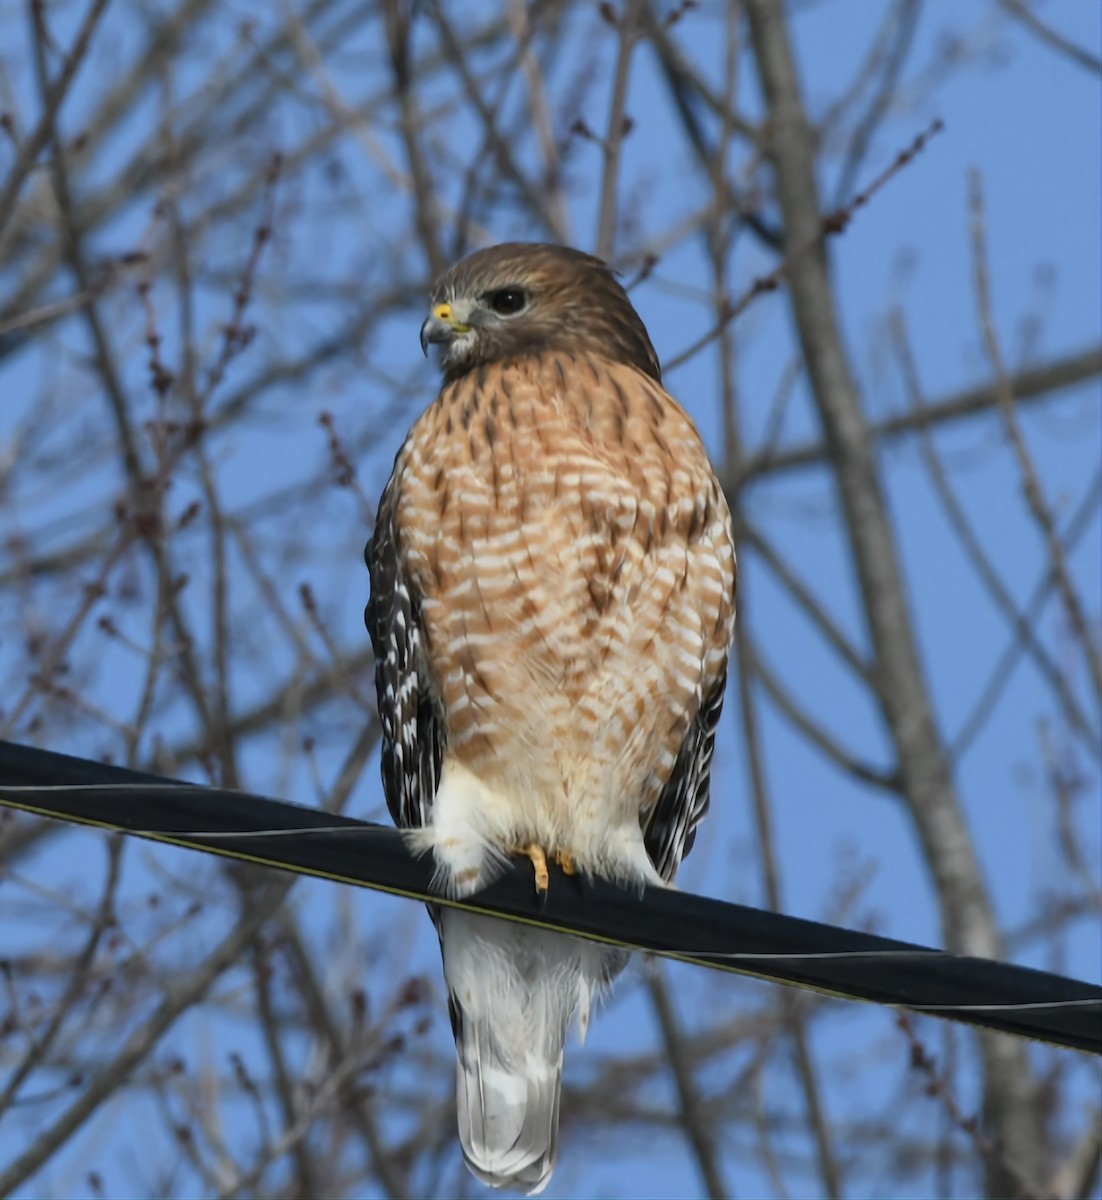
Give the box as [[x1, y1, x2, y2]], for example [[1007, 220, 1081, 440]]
[[440, 908, 626, 1195]]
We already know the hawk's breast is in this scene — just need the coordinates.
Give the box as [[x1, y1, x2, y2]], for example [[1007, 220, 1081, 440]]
[[395, 352, 735, 832]]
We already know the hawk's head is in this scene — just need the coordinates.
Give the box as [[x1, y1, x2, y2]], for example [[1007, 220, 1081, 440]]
[[420, 243, 661, 383]]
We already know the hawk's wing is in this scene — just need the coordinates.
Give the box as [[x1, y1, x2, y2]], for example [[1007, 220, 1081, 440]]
[[365, 473, 444, 830], [643, 672, 727, 884]]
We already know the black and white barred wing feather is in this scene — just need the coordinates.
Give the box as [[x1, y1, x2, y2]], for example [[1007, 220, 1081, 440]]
[[365, 474, 443, 832], [643, 672, 727, 883]]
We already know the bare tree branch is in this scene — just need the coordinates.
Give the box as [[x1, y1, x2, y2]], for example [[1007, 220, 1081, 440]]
[[737, 345, 1102, 484], [890, 311, 1100, 759], [647, 968, 733, 1200], [0, 0, 112, 241], [0, 875, 293, 1195], [743, 2, 1048, 1190], [595, 0, 643, 260], [999, 0, 1102, 76], [969, 171, 1102, 702]]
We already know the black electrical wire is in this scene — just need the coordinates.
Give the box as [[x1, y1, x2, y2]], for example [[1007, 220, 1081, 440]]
[[1, 738, 1098, 1055]]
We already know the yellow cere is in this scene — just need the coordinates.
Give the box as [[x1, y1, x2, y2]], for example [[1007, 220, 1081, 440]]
[[433, 302, 470, 332]]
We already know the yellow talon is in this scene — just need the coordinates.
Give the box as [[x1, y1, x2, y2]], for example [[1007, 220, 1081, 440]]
[[510, 845, 578, 893], [522, 843, 550, 895], [553, 849, 577, 876]]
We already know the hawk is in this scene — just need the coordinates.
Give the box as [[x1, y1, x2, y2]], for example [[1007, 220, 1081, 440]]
[[366, 243, 736, 1193]]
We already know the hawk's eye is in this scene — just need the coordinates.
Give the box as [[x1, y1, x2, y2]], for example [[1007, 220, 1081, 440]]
[[487, 287, 527, 315]]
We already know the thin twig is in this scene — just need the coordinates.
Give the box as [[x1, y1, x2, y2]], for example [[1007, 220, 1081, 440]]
[[752, 643, 899, 791], [384, 0, 446, 276], [736, 344, 1102, 484], [831, 0, 922, 208], [432, 5, 568, 243], [897, 1014, 1042, 1200], [595, 0, 643, 261], [506, 0, 572, 242], [999, 0, 1102, 76], [1, 529, 133, 736], [647, 968, 732, 1200], [277, 917, 411, 1198], [0, 0, 112, 242], [954, 468, 1102, 761], [0, 877, 294, 1195], [707, 26, 846, 1182], [0, 280, 121, 336], [736, 519, 876, 689], [0, 839, 122, 1117], [251, 942, 320, 1199], [1037, 719, 1102, 906], [28, 0, 220, 749], [197, 153, 281, 408], [890, 310, 1099, 759], [666, 119, 945, 370], [969, 171, 1102, 701]]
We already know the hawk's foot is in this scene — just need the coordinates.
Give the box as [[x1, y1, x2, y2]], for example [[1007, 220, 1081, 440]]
[[517, 842, 550, 895], [552, 849, 577, 876]]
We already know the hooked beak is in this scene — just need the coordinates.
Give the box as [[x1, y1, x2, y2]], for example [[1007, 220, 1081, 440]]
[[420, 301, 472, 357]]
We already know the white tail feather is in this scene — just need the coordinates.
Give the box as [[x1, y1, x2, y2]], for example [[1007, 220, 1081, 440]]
[[441, 909, 625, 1194]]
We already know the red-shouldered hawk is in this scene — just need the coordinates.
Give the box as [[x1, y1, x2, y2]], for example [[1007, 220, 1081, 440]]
[[366, 243, 736, 1194]]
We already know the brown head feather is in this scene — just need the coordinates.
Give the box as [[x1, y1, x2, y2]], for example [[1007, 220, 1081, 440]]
[[427, 243, 661, 383]]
